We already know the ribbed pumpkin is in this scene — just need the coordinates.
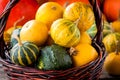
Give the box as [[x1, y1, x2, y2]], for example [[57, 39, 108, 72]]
[[87, 21, 112, 38], [63, 2, 95, 32], [103, 32, 120, 53], [50, 18, 80, 47], [10, 36, 39, 66]]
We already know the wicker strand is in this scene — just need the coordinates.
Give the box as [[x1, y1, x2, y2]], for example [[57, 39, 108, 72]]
[[89, 0, 103, 46], [0, 0, 19, 58]]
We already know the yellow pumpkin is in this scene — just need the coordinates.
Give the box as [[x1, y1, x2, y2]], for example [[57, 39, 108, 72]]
[[63, 2, 95, 32], [104, 51, 120, 75], [50, 18, 80, 47], [20, 20, 48, 46], [35, 2, 64, 30], [70, 43, 98, 67]]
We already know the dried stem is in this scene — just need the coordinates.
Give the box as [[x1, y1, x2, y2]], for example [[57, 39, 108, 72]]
[[13, 16, 24, 29], [0, 0, 19, 59], [13, 35, 22, 46]]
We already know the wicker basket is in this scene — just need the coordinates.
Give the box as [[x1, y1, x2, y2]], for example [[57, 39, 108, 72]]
[[0, 0, 106, 80]]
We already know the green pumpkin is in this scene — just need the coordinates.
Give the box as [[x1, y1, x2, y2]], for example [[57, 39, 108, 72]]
[[87, 21, 112, 38], [10, 28, 21, 47], [10, 41, 39, 66], [37, 44, 72, 70]]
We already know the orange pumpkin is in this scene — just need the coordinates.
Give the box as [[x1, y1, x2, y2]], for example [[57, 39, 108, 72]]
[[4, 0, 39, 30], [103, 0, 120, 22]]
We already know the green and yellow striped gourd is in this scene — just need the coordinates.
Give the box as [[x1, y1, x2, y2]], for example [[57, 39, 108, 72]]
[[10, 36, 39, 66], [87, 21, 112, 38], [50, 18, 80, 47], [63, 2, 95, 32], [103, 32, 120, 53]]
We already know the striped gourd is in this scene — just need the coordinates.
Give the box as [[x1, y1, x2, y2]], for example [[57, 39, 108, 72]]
[[87, 21, 112, 38], [103, 32, 120, 53], [63, 2, 95, 32], [10, 41, 39, 66], [50, 18, 80, 47]]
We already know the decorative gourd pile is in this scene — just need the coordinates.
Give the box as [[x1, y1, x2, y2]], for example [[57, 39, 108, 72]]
[[5, 1, 99, 70]]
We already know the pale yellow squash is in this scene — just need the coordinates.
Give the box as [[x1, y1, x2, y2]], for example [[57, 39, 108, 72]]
[[63, 2, 95, 32], [50, 18, 80, 47]]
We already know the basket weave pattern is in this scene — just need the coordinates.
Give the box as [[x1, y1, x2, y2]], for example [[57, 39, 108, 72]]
[[0, 0, 106, 80]]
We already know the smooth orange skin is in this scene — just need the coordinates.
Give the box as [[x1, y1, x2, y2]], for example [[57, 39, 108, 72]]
[[103, 0, 120, 22], [1, 0, 39, 30], [72, 43, 98, 67]]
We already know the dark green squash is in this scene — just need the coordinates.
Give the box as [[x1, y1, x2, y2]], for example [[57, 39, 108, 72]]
[[37, 44, 72, 70], [10, 39, 39, 66]]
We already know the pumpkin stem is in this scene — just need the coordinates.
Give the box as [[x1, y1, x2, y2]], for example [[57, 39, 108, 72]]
[[13, 35, 22, 46], [69, 47, 77, 56], [115, 41, 119, 55], [13, 16, 24, 29], [63, 1, 69, 8]]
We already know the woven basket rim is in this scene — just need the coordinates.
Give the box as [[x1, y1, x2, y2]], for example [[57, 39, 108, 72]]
[[0, 0, 107, 79]]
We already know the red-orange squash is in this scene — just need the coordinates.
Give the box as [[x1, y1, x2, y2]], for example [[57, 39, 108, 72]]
[[103, 0, 120, 22], [4, 0, 39, 30], [48, 0, 90, 6]]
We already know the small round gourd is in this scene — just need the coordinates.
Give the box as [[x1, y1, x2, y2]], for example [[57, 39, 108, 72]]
[[63, 2, 95, 32], [103, 32, 120, 53], [10, 36, 39, 66], [50, 18, 80, 47]]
